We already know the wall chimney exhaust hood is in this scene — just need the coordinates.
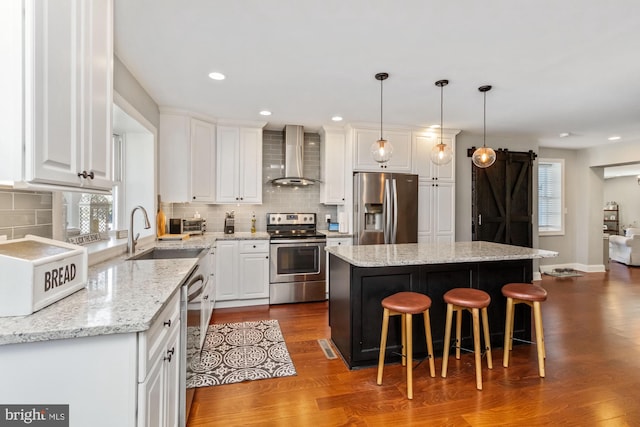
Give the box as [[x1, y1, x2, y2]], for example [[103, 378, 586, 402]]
[[270, 125, 319, 186]]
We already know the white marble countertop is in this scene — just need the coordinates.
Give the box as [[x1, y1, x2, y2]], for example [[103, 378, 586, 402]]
[[326, 241, 558, 267], [0, 232, 270, 346]]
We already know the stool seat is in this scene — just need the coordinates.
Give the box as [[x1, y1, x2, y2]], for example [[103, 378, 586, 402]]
[[502, 283, 547, 302], [382, 292, 432, 314], [443, 288, 491, 309]]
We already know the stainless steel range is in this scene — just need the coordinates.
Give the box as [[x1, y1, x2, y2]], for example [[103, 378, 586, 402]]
[[267, 213, 326, 304]]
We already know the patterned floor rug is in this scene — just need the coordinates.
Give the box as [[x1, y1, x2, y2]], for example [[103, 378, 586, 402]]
[[186, 319, 296, 388]]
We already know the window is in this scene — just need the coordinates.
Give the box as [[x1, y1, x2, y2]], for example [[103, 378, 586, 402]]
[[538, 158, 564, 235], [63, 134, 123, 240]]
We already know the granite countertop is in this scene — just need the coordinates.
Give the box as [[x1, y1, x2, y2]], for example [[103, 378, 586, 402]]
[[0, 255, 198, 346], [0, 232, 271, 346], [326, 241, 558, 268]]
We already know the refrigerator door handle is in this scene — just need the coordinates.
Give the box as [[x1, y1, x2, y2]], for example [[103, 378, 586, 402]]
[[383, 179, 391, 243], [391, 179, 398, 243]]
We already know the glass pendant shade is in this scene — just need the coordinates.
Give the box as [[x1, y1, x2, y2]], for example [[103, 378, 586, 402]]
[[472, 84, 496, 168], [431, 142, 453, 165], [431, 79, 453, 166], [371, 138, 393, 163], [471, 146, 496, 168]]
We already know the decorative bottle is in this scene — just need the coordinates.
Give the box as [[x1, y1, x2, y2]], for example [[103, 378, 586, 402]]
[[251, 213, 256, 233]]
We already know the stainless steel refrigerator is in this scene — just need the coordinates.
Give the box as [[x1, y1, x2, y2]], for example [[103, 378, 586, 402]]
[[353, 172, 418, 245]]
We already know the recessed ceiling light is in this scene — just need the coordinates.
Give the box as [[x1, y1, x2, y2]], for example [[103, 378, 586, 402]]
[[559, 132, 570, 138], [259, 110, 272, 116], [208, 72, 225, 80], [430, 124, 441, 129], [331, 116, 343, 122], [608, 136, 621, 141]]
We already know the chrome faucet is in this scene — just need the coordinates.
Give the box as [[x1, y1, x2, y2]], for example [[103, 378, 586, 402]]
[[128, 205, 151, 256]]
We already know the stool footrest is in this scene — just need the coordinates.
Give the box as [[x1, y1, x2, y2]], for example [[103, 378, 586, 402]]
[[511, 337, 537, 345]]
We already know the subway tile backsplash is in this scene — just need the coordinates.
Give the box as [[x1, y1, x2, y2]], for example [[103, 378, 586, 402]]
[[0, 189, 53, 240], [167, 130, 337, 232]]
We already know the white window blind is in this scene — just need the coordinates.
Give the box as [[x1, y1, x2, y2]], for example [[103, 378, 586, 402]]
[[538, 159, 564, 235]]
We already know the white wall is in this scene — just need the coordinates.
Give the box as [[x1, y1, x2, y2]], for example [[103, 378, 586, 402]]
[[604, 176, 640, 231]]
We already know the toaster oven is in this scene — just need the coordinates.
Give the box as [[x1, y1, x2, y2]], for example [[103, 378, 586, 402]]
[[182, 218, 206, 235]]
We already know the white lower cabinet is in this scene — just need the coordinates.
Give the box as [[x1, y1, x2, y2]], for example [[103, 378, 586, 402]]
[[418, 180, 455, 244], [138, 291, 181, 427], [215, 240, 269, 308], [326, 237, 353, 247], [0, 291, 182, 427]]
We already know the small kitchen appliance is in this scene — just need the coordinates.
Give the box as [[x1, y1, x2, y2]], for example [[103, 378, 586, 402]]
[[169, 218, 183, 234], [224, 211, 235, 234]]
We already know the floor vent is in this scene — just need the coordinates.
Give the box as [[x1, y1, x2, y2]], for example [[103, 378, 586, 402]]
[[317, 339, 337, 359]]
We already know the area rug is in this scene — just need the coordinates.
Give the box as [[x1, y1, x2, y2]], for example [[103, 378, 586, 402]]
[[544, 268, 583, 278], [186, 319, 296, 388]]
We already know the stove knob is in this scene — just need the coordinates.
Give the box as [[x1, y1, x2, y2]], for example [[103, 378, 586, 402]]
[[277, 217, 281, 222]]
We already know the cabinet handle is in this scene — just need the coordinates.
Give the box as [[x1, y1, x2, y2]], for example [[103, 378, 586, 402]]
[[203, 295, 209, 300], [163, 319, 172, 327], [193, 196, 196, 200], [253, 245, 256, 248], [77, 170, 94, 179], [265, 255, 269, 259], [164, 347, 175, 362], [478, 214, 482, 226]]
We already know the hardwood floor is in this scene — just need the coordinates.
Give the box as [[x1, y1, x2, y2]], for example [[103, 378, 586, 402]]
[[188, 262, 640, 426]]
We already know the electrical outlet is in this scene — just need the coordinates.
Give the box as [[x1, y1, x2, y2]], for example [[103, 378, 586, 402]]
[[325, 214, 331, 223]]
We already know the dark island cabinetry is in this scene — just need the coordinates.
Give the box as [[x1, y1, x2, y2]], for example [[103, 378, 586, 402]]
[[328, 254, 533, 369]]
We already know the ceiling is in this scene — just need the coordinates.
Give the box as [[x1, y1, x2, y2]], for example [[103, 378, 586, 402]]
[[114, 0, 640, 150]]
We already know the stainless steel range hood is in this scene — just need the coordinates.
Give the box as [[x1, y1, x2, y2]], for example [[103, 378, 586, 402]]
[[270, 125, 319, 186]]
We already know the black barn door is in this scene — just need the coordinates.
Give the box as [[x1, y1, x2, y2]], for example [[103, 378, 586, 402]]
[[469, 149, 537, 247]]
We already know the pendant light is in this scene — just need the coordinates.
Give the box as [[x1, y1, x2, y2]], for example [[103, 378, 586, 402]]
[[471, 85, 497, 168], [430, 79, 453, 165], [371, 72, 393, 163]]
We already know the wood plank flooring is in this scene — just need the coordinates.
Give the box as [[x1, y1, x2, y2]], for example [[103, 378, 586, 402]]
[[188, 262, 640, 426]]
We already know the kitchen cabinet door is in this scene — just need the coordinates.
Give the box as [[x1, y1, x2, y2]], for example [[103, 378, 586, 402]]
[[352, 127, 412, 172], [238, 252, 269, 299], [216, 126, 262, 203], [190, 118, 216, 202], [418, 180, 455, 244], [2, 0, 114, 190], [214, 240, 239, 301], [320, 127, 346, 204]]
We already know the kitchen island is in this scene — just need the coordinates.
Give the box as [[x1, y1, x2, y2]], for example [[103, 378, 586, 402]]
[[326, 241, 557, 369]]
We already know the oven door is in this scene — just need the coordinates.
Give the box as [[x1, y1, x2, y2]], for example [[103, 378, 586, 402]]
[[269, 239, 326, 283]]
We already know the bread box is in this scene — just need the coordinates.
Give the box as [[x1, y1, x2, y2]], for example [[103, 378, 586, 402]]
[[0, 235, 88, 317]]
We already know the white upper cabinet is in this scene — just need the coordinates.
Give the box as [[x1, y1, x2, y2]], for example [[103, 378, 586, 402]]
[[1, 0, 114, 190], [159, 113, 216, 202], [190, 118, 216, 202], [413, 129, 460, 181], [216, 126, 263, 204], [352, 126, 412, 172], [319, 127, 346, 205]]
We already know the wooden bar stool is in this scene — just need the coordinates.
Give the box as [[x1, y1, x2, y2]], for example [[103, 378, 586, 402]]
[[502, 282, 548, 377], [376, 291, 436, 399], [441, 288, 493, 390]]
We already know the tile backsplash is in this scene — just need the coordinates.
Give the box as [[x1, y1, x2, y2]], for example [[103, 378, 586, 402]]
[[0, 189, 53, 240], [167, 130, 338, 232]]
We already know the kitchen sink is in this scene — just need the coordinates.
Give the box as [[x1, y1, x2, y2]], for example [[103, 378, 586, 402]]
[[127, 247, 206, 261]]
